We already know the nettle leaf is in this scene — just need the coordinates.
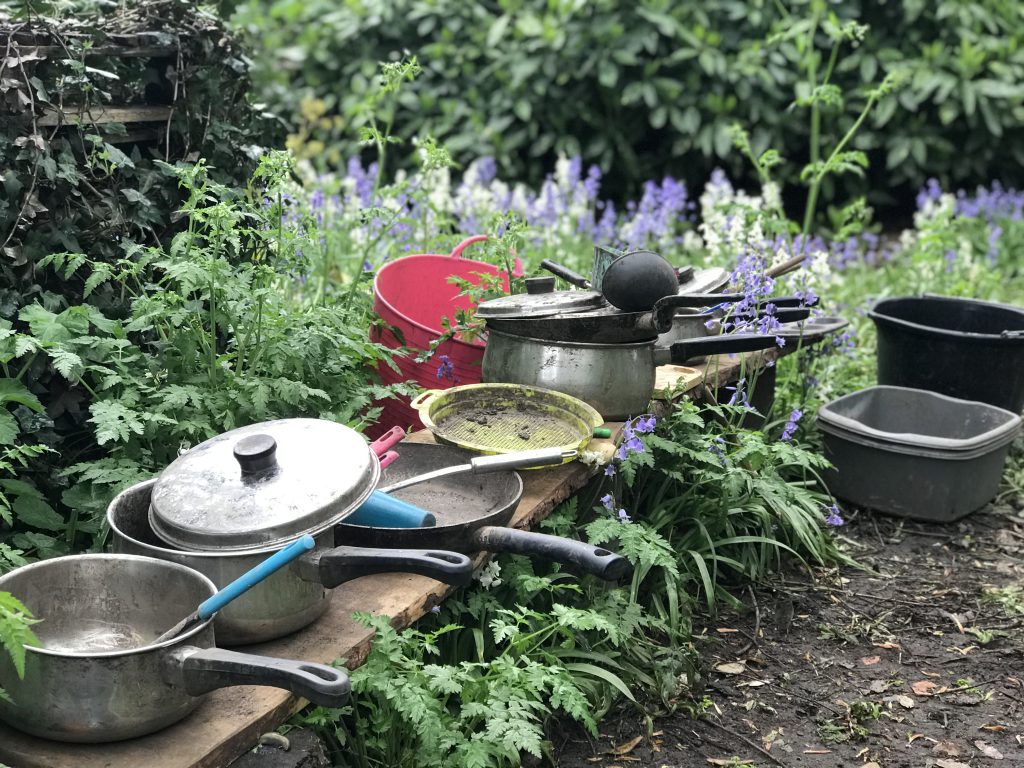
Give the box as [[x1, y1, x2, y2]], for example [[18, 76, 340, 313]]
[[89, 400, 146, 445], [12, 496, 65, 532], [0, 412, 17, 445], [0, 379, 44, 413]]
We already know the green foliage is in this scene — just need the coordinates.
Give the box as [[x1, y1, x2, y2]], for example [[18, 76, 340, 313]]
[[232, 0, 1024, 205], [1, 153, 405, 563], [0, 591, 39, 703]]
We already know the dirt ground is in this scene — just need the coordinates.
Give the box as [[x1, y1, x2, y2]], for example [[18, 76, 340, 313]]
[[554, 502, 1024, 768]]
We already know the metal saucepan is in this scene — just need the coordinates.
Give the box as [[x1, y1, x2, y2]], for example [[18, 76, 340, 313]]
[[481, 291, 812, 345], [109, 479, 474, 645], [0, 554, 350, 743], [336, 443, 631, 581], [483, 330, 780, 420], [543, 248, 680, 312]]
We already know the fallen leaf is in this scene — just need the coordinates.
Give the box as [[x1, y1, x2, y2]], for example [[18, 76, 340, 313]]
[[736, 680, 767, 688], [802, 749, 832, 754], [933, 740, 964, 757], [874, 642, 901, 649], [935, 761, 971, 768], [861, 655, 881, 666], [975, 740, 1004, 759], [908, 733, 925, 745], [608, 736, 643, 756], [868, 679, 889, 693], [912, 680, 939, 696], [715, 662, 745, 675], [980, 724, 1007, 732], [864, 763, 882, 768], [706, 760, 736, 766], [896, 695, 915, 709], [716, 627, 738, 633]]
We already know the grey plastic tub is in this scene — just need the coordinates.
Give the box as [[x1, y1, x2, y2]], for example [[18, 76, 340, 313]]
[[817, 386, 1022, 522]]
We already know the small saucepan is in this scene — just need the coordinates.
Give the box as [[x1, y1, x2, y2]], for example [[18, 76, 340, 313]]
[[336, 443, 631, 581], [0, 554, 350, 743]]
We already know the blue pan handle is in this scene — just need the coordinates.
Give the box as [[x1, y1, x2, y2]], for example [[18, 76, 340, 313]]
[[343, 491, 437, 528], [196, 535, 316, 620]]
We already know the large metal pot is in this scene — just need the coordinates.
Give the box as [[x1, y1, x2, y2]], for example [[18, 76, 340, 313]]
[[109, 479, 473, 645], [482, 329, 778, 419], [0, 555, 350, 743]]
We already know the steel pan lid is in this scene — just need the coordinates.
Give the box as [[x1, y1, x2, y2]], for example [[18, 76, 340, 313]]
[[149, 419, 379, 552], [476, 290, 605, 319], [678, 267, 731, 296]]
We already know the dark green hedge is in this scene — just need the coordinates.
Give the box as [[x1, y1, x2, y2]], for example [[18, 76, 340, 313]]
[[233, 0, 1024, 206]]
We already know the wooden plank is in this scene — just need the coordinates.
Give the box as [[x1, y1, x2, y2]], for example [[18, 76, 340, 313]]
[[0, 433, 615, 768], [36, 105, 172, 127]]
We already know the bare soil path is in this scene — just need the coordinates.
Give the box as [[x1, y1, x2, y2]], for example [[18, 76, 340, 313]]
[[555, 503, 1024, 768]]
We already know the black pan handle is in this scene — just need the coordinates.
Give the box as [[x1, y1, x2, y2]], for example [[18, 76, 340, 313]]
[[760, 294, 819, 308], [304, 546, 475, 588], [655, 333, 780, 366], [642, 293, 723, 333], [472, 527, 632, 581], [733, 307, 811, 324], [170, 646, 350, 707], [540, 259, 591, 289]]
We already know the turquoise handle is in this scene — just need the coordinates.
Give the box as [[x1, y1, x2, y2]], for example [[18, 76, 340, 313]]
[[196, 535, 316, 619], [344, 491, 436, 529]]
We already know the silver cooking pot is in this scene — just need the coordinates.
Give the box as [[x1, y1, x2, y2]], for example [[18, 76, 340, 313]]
[[108, 418, 474, 645], [482, 329, 779, 420], [0, 555, 350, 743]]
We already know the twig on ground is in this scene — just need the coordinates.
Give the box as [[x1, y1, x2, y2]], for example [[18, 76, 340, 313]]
[[703, 719, 789, 767]]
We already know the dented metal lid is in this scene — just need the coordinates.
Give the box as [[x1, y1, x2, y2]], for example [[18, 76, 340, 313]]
[[149, 419, 379, 551]]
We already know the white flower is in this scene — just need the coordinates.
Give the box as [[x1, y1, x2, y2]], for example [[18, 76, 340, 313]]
[[475, 560, 502, 589]]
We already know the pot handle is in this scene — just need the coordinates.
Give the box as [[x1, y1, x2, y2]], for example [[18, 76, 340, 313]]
[[305, 546, 475, 588], [643, 294, 722, 332], [472, 527, 632, 581], [410, 389, 441, 412], [368, 426, 405, 457], [540, 259, 591, 289], [656, 333, 780, 366], [449, 235, 489, 259], [170, 647, 350, 707]]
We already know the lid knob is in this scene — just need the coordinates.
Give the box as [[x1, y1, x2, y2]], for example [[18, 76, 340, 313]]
[[233, 434, 278, 476]]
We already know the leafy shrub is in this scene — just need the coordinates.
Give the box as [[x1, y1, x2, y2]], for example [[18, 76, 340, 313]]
[[232, 0, 1024, 208]]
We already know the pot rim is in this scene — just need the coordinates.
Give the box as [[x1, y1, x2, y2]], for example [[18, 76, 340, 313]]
[[0, 553, 216, 659], [484, 327, 658, 349]]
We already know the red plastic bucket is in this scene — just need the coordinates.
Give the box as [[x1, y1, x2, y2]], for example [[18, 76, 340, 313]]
[[368, 236, 520, 437]]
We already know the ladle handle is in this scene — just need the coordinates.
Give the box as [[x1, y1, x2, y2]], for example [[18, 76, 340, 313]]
[[197, 535, 316, 619], [344, 491, 436, 528], [173, 647, 351, 707], [540, 259, 591, 289], [472, 527, 632, 581]]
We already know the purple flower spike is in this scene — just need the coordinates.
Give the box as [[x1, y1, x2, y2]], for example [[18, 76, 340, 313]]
[[435, 355, 455, 382], [780, 408, 803, 442], [634, 415, 657, 434]]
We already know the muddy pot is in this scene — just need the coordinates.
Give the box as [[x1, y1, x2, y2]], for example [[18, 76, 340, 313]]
[[0, 554, 350, 743], [109, 479, 473, 645]]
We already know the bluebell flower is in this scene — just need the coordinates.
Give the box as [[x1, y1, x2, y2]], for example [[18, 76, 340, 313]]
[[725, 378, 751, 409], [604, 464, 616, 477], [617, 508, 631, 524], [600, 493, 614, 510], [634, 415, 657, 434], [780, 409, 802, 442], [709, 436, 728, 466], [435, 355, 455, 382], [824, 503, 844, 526]]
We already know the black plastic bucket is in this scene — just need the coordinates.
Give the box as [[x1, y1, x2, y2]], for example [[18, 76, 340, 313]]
[[869, 296, 1024, 412]]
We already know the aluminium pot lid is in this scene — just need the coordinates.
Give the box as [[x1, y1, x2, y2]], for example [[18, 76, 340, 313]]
[[677, 267, 732, 296], [149, 419, 379, 552], [476, 290, 606, 319]]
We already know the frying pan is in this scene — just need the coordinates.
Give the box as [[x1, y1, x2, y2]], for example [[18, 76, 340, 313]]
[[483, 293, 813, 344], [335, 443, 630, 581]]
